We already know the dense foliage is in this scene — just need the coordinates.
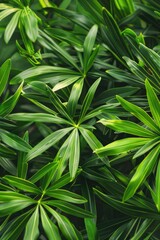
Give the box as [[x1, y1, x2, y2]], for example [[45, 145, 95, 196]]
[[0, 0, 160, 239]]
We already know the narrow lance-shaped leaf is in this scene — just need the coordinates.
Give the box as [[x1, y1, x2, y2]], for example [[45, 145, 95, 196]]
[[29, 162, 58, 183], [44, 204, 81, 240], [0, 59, 11, 97], [79, 77, 101, 123], [69, 128, 80, 179], [95, 138, 150, 156], [3, 175, 41, 194], [25, 127, 73, 162], [1, 210, 33, 240], [40, 206, 61, 240], [4, 10, 21, 43], [0, 129, 31, 152], [99, 119, 156, 137], [45, 189, 87, 204], [154, 160, 160, 212], [123, 145, 160, 202], [116, 95, 160, 134], [8, 113, 71, 125], [145, 79, 160, 128], [67, 78, 84, 117], [45, 200, 93, 218], [24, 206, 39, 240], [0, 82, 23, 117], [0, 8, 18, 22], [52, 76, 80, 92], [21, 8, 38, 42], [83, 25, 98, 73]]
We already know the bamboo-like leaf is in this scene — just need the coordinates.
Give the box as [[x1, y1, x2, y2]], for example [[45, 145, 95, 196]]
[[67, 78, 84, 116], [44, 204, 81, 240], [21, 8, 38, 42], [94, 188, 160, 219], [3, 175, 41, 194], [133, 137, 160, 159], [83, 25, 98, 72], [145, 79, 160, 128], [45, 200, 93, 218], [80, 127, 102, 150], [47, 87, 74, 123], [0, 200, 33, 217], [99, 119, 156, 137], [0, 8, 18, 22], [10, 65, 78, 84], [29, 162, 58, 183], [0, 82, 23, 117], [0, 129, 31, 152], [4, 10, 21, 43], [25, 127, 73, 161], [0, 59, 11, 97], [154, 160, 160, 212], [69, 128, 80, 179], [1, 210, 33, 240], [95, 138, 150, 156], [116, 95, 160, 134], [123, 145, 160, 202], [45, 189, 87, 204], [79, 77, 101, 123], [24, 206, 39, 240], [40, 206, 61, 240], [52, 76, 80, 92], [8, 113, 71, 125], [0, 191, 33, 201], [131, 219, 153, 240]]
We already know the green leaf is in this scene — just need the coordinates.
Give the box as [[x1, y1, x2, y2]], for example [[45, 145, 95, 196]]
[[3, 175, 41, 194], [0, 200, 33, 217], [0, 82, 23, 117], [67, 78, 84, 116], [99, 119, 156, 137], [44, 205, 81, 240], [94, 188, 160, 219], [4, 10, 21, 43], [83, 25, 98, 72], [80, 127, 103, 151], [0, 59, 11, 97], [24, 206, 39, 240], [1, 210, 33, 240], [130, 219, 153, 240], [39, 30, 80, 71], [8, 113, 71, 125], [10, 65, 78, 84], [116, 95, 160, 134], [45, 189, 87, 204], [29, 162, 58, 183], [0, 129, 31, 152], [154, 160, 160, 211], [145, 79, 160, 128], [0, 191, 33, 201], [47, 87, 74, 123], [45, 200, 93, 218], [21, 8, 38, 42], [25, 127, 73, 161], [133, 137, 160, 159], [123, 145, 160, 202], [79, 77, 101, 123], [40, 206, 61, 240], [95, 138, 150, 156], [0, 8, 18, 22], [52, 76, 80, 92], [69, 128, 80, 179]]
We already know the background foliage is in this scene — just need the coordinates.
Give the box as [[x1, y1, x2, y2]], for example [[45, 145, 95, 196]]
[[0, 0, 160, 239]]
